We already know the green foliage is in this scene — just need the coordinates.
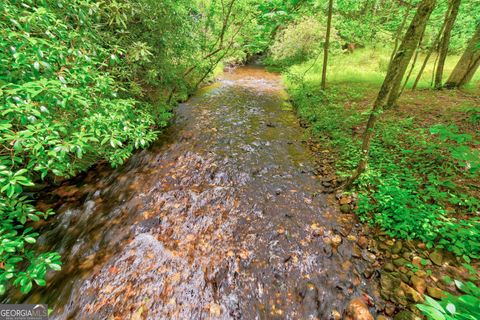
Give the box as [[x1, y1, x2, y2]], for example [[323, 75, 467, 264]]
[[2, 0, 479, 299], [98, 0, 203, 95], [254, 0, 316, 53], [0, 0, 166, 295], [260, 0, 480, 62], [417, 281, 480, 320], [0, 0, 265, 296], [461, 105, 480, 126], [429, 124, 480, 174], [269, 17, 332, 65], [288, 81, 480, 259]]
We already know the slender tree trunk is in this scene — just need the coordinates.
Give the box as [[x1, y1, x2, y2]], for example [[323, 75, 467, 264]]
[[345, 0, 437, 187], [434, 0, 461, 88], [431, 51, 439, 86], [386, 2, 437, 107], [390, 5, 411, 64], [400, 27, 425, 95], [444, 24, 480, 88], [321, 0, 333, 91], [411, 12, 449, 90]]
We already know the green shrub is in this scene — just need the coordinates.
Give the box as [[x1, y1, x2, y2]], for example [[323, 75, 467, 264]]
[[270, 17, 337, 66], [461, 106, 480, 126], [0, 0, 164, 295], [288, 82, 480, 260]]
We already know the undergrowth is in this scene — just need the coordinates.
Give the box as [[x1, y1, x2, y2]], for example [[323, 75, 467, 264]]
[[288, 80, 480, 260]]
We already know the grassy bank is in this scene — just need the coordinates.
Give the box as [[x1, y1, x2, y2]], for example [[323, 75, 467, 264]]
[[284, 48, 480, 260], [286, 47, 480, 89]]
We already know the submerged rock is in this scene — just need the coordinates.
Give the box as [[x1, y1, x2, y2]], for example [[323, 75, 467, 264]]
[[358, 236, 368, 249], [344, 297, 374, 320], [299, 282, 319, 319]]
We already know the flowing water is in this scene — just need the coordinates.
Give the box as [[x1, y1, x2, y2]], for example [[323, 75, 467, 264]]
[[10, 66, 382, 319]]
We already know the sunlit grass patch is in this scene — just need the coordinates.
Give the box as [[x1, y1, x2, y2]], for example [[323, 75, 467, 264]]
[[284, 47, 480, 90]]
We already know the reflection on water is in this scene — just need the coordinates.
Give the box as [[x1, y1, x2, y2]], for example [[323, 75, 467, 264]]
[[8, 66, 381, 319]]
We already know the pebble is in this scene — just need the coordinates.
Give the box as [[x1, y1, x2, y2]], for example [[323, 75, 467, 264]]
[[410, 275, 426, 294], [352, 245, 362, 258], [384, 302, 396, 316], [331, 309, 341, 320], [415, 270, 427, 278], [400, 282, 423, 303], [362, 251, 376, 262], [411, 256, 422, 268], [358, 236, 368, 249], [402, 252, 411, 260], [383, 262, 395, 272], [363, 268, 374, 279], [331, 235, 342, 248], [427, 286, 446, 299], [417, 243, 426, 249], [429, 250, 443, 266], [394, 310, 421, 320], [344, 297, 374, 320], [347, 235, 357, 241], [393, 258, 408, 267]]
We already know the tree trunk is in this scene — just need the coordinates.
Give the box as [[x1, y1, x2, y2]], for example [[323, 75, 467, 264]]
[[321, 0, 333, 90], [400, 27, 425, 95], [345, 0, 437, 187], [386, 1, 435, 107], [434, 0, 461, 88], [389, 5, 411, 64], [411, 8, 449, 90], [444, 24, 480, 88]]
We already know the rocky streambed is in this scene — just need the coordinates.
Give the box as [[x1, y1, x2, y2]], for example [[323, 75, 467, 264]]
[[5, 66, 478, 320]]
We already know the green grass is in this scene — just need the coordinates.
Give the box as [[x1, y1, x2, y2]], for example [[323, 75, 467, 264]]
[[283, 49, 480, 260], [285, 47, 480, 90]]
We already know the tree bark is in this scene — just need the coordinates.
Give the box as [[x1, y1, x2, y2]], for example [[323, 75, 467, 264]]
[[386, 1, 434, 107], [411, 8, 449, 90], [321, 0, 333, 91], [434, 0, 461, 88], [400, 27, 425, 95], [390, 4, 411, 64], [444, 24, 480, 88], [345, 0, 437, 187]]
